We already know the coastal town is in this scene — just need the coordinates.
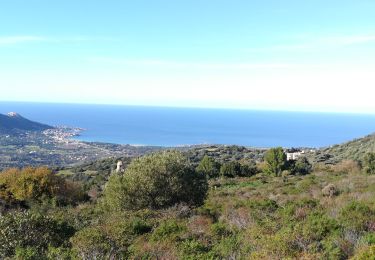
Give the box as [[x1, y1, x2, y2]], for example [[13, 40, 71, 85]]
[[0, 125, 159, 170]]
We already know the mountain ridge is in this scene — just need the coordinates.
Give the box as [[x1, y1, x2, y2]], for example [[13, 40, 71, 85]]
[[0, 112, 53, 133]]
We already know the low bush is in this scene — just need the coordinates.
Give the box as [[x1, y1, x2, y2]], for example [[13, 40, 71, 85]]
[[0, 211, 75, 258]]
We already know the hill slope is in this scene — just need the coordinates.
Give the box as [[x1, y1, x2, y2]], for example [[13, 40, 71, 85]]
[[0, 112, 53, 133], [311, 133, 375, 163]]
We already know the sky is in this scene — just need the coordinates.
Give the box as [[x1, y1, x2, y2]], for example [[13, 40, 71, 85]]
[[1, 0, 375, 113]]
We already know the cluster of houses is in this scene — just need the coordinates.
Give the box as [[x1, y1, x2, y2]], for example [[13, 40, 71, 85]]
[[286, 149, 305, 161]]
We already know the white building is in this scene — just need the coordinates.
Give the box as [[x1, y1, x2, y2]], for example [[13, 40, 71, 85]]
[[116, 160, 124, 173], [286, 150, 305, 161]]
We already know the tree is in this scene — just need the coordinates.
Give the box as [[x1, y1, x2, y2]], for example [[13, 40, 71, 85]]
[[0, 167, 85, 207], [196, 155, 221, 178], [104, 151, 208, 210], [264, 147, 287, 176], [363, 152, 375, 174]]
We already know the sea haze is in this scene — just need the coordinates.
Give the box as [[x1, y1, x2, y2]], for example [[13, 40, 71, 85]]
[[1, 102, 375, 148]]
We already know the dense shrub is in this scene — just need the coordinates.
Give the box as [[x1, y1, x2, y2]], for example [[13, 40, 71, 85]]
[[152, 219, 186, 242], [363, 152, 375, 174], [220, 161, 242, 178], [71, 214, 153, 259], [219, 161, 257, 178], [104, 151, 208, 210], [0, 167, 85, 208], [71, 226, 112, 259], [196, 155, 221, 178], [338, 201, 375, 233], [352, 245, 375, 260], [0, 211, 75, 258], [291, 157, 312, 175]]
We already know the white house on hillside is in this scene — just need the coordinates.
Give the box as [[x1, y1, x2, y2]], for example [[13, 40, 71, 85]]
[[286, 150, 305, 161]]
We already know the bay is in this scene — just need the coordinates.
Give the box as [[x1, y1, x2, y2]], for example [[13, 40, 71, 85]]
[[1, 102, 375, 148]]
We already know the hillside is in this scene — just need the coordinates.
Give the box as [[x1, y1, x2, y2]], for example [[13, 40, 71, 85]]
[[1, 151, 374, 259], [311, 133, 375, 164], [0, 113, 161, 169], [0, 112, 53, 133], [57, 145, 266, 195]]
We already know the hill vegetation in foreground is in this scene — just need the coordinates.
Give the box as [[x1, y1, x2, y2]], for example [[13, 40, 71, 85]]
[[0, 148, 375, 259]]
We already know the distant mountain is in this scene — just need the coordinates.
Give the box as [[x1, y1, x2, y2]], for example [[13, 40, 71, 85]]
[[0, 112, 53, 133], [311, 133, 375, 163]]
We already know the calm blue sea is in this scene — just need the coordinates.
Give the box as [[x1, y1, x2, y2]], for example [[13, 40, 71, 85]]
[[1, 102, 375, 148]]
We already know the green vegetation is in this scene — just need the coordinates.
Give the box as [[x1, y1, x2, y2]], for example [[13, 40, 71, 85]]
[[364, 152, 375, 175], [311, 133, 375, 164], [0, 126, 160, 170], [103, 151, 208, 210], [264, 147, 287, 176], [291, 156, 313, 175], [196, 155, 221, 178], [0, 149, 375, 259], [0, 167, 85, 208]]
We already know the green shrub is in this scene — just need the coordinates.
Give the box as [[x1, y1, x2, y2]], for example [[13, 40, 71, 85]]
[[71, 226, 112, 259], [131, 217, 153, 235], [363, 152, 375, 174], [339, 201, 375, 233], [71, 214, 153, 259], [104, 151, 208, 210], [351, 245, 375, 260], [211, 235, 241, 258], [211, 221, 232, 238], [0, 211, 74, 258], [292, 157, 312, 175], [362, 233, 375, 245], [179, 239, 211, 259], [152, 220, 186, 241], [15, 246, 40, 260], [294, 212, 339, 246], [220, 161, 241, 178], [196, 155, 221, 178], [46, 246, 73, 260]]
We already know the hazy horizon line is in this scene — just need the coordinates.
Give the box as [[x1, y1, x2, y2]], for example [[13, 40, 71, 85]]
[[1, 99, 375, 116]]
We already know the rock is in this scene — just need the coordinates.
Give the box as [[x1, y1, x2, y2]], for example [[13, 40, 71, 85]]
[[322, 184, 338, 197]]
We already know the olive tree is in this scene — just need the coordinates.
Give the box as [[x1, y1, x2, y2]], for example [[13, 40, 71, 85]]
[[104, 151, 208, 210]]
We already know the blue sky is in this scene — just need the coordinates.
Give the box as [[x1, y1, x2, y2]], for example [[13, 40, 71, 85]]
[[1, 0, 375, 112]]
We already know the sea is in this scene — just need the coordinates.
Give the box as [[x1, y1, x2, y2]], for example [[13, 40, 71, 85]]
[[1, 102, 375, 148]]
